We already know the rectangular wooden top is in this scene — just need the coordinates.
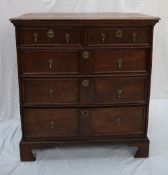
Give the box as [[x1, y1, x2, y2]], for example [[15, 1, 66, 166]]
[[10, 13, 160, 21]]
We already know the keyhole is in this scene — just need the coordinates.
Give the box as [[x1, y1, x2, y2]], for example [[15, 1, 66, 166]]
[[81, 110, 89, 118]]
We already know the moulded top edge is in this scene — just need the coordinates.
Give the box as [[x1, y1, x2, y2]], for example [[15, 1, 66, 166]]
[[10, 13, 160, 22]]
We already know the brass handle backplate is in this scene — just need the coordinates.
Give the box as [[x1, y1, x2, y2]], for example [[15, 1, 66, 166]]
[[116, 118, 121, 127], [82, 51, 90, 59], [100, 33, 106, 43], [117, 59, 122, 69], [65, 33, 70, 44], [48, 59, 53, 69], [116, 30, 123, 38], [82, 79, 90, 88], [117, 89, 122, 98], [47, 30, 55, 39], [49, 120, 55, 129], [33, 33, 38, 43]]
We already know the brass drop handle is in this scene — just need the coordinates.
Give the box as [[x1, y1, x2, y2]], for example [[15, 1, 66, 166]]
[[132, 33, 137, 43], [100, 33, 106, 43], [117, 59, 122, 69], [48, 88, 54, 98], [117, 89, 122, 98], [116, 30, 123, 38], [82, 79, 90, 88], [65, 33, 70, 44], [48, 59, 53, 69], [81, 110, 89, 118], [82, 51, 90, 59], [116, 118, 121, 127], [49, 120, 55, 129], [47, 30, 55, 39], [33, 33, 38, 43]]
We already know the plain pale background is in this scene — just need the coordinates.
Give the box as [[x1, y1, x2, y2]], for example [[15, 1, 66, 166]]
[[0, 0, 168, 122], [0, 1, 168, 175]]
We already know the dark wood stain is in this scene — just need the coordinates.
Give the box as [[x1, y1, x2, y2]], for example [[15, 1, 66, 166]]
[[10, 13, 159, 161]]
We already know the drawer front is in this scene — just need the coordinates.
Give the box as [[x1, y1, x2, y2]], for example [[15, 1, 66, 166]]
[[93, 49, 148, 74], [20, 50, 79, 75], [87, 28, 150, 46], [80, 77, 147, 104], [23, 108, 79, 139], [22, 79, 78, 105], [23, 107, 145, 140], [19, 29, 82, 46], [93, 77, 147, 104], [90, 107, 145, 136]]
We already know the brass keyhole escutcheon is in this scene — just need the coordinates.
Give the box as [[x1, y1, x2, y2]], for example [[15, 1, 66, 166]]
[[81, 110, 89, 118], [47, 30, 55, 39], [116, 30, 123, 38], [33, 33, 38, 43], [82, 51, 90, 59], [82, 79, 90, 88], [49, 120, 55, 129]]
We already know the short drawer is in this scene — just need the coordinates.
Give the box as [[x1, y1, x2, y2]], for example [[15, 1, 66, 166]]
[[87, 28, 150, 46], [19, 28, 82, 46], [80, 77, 147, 104], [20, 50, 79, 75], [90, 106, 145, 136], [22, 78, 78, 105], [23, 108, 79, 139]]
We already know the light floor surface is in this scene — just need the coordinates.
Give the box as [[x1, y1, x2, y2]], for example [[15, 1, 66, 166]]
[[0, 100, 168, 175]]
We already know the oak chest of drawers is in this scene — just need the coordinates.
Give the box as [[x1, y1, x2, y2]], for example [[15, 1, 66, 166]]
[[10, 13, 159, 161]]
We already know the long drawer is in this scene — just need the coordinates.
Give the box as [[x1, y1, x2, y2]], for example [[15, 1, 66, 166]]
[[20, 49, 148, 76], [22, 77, 147, 105], [23, 106, 146, 140]]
